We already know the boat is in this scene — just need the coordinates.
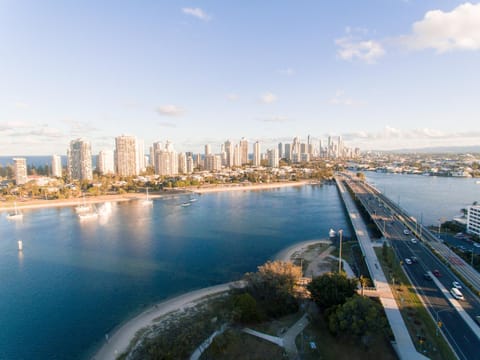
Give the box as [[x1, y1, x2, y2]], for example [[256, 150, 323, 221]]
[[181, 202, 192, 207], [141, 188, 153, 206], [475, 180, 480, 184], [329, 228, 336, 238], [78, 211, 98, 220], [188, 198, 198, 203], [18, 240, 23, 251], [7, 202, 23, 220], [75, 194, 91, 213]]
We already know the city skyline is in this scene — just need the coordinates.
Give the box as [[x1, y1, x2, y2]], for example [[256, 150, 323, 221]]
[[2, 1, 480, 155]]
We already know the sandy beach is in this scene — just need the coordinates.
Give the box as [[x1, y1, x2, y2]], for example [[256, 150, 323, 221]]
[[0, 181, 307, 212], [93, 237, 325, 360]]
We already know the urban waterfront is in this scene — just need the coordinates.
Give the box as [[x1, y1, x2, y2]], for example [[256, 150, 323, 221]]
[[1, 184, 349, 359], [2, 174, 480, 359]]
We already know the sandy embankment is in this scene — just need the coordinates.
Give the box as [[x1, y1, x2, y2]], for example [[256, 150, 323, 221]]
[[0, 181, 308, 212], [93, 237, 325, 360]]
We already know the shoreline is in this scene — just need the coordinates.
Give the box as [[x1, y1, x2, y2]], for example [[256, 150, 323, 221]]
[[93, 238, 324, 360], [0, 181, 307, 212]]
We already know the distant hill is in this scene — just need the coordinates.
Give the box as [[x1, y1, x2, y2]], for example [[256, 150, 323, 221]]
[[376, 146, 480, 154]]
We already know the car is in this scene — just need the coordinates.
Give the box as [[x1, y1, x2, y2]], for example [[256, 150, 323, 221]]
[[423, 273, 433, 281], [474, 242, 480, 248], [405, 258, 412, 265], [411, 238, 417, 244], [452, 281, 462, 289], [411, 256, 418, 263], [403, 229, 410, 235], [433, 269, 441, 277], [450, 287, 464, 300]]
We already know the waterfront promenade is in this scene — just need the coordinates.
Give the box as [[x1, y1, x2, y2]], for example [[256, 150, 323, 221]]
[[335, 176, 428, 360]]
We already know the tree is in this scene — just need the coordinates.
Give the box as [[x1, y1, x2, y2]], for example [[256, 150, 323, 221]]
[[328, 296, 387, 345], [356, 172, 366, 181], [244, 260, 302, 317], [232, 292, 261, 323], [307, 272, 358, 310]]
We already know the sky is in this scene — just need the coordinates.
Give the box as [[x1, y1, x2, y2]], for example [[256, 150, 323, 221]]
[[1, 0, 480, 155]]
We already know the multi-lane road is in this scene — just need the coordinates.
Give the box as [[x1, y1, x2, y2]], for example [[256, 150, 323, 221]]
[[341, 174, 480, 360]]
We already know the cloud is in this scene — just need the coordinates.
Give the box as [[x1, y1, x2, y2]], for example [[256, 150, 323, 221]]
[[260, 92, 277, 104], [14, 102, 29, 109], [329, 90, 366, 106], [342, 126, 480, 141], [67, 120, 99, 136], [0, 121, 63, 139], [400, 2, 480, 52], [158, 122, 177, 128], [278, 68, 295, 76], [156, 105, 184, 116], [259, 116, 290, 123], [227, 93, 239, 101], [182, 7, 211, 21], [335, 35, 385, 64]]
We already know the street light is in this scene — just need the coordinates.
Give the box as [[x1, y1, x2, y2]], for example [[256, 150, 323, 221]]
[[338, 229, 344, 273], [436, 308, 450, 336]]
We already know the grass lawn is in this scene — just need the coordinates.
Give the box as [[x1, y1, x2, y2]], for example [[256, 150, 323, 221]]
[[297, 313, 397, 360], [375, 247, 456, 360]]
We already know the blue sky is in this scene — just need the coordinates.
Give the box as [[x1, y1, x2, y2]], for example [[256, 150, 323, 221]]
[[1, 0, 480, 155]]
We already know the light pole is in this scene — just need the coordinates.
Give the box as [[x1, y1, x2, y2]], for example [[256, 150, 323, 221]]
[[338, 229, 344, 273], [436, 308, 450, 336]]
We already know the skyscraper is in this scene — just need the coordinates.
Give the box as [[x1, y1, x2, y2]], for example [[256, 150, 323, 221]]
[[267, 148, 279, 168], [233, 144, 241, 167], [13, 158, 28, 185], [253, 141, 261, 166], [67, 138, 93, 181], [155, 141, 178, 176], [97, 150, 114, 175], [205, 144, 211, 156], [115, 135, 137, 177], [136, 138, 145, 174], [224, 140, 233, 168], [240, 137, 248, 165], [51, 155, 62, 178], [278, 142, 283, 159]]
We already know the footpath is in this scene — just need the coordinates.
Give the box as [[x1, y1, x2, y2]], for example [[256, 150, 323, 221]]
[[335, 176, 428, 360]]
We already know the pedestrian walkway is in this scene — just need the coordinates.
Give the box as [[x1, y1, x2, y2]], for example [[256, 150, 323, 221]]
[[243, 313, 309, 359], [335, 176, 428, 360]]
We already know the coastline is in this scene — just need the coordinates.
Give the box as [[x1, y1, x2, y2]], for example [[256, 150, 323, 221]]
[[93, 237, 323, 360], [0, 181, 307, 212]]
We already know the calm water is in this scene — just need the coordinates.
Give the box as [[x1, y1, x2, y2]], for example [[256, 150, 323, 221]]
[[0, 184, 349, 359], [365, 172, 480, 225]]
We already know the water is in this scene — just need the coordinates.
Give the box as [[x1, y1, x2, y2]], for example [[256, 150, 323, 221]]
[[0, 184, 349, 359], [365, 172, 480, 225]]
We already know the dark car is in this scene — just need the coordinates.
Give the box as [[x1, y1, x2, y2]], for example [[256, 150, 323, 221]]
[[424, 273, 433, 280], [433, 269, 441, 277]]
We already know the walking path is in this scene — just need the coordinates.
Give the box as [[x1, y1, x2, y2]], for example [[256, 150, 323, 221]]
[[335, 176, 428, 360], [243, 313, 309, 360]]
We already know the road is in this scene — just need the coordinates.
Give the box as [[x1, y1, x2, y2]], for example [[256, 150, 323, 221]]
[[341, 173, 480, 360]]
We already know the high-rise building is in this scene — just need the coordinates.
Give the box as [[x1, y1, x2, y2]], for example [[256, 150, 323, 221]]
[[13, 158, 28, 185], [155, 141, 177, 176], [204, 154, 222, 172], [278, 143, 283, 159], [224, 140, 233, 167], [253, 141, 261, 166], [178, 152, 187, 174], [292, 137, 300, 156], [233, 144, 241, 167], [98, 150, 114, 175], [51, 155, 62, 178], [205, 144, 211, 156], [240, 137, 248, 165], [467, 205, 480, 236], [186, 155, 194, 174], [267, 148, 279, 168], [67, 138, 93, 181], [115, 135, 137, 177], [284, 143, 292, 161], [136, 138, 145, 174]]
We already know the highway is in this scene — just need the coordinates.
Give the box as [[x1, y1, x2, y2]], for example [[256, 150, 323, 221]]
[[340, 174, 480, 360]]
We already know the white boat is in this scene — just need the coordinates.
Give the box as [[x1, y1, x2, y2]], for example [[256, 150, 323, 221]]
[[188, 198, 198, 203], [329, 228, 336, 238], [181, 202, 192, 207], [75, 194, 91, 213], [141, 188, 153, 206], [97, 202, 112, 216], [7, 202, 23, 220], [78, 211, 98, 220]]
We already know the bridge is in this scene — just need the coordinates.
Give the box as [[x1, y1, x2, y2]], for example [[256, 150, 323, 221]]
[[335, 173, 480, 360]]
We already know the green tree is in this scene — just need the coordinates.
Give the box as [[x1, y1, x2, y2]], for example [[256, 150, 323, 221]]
[[356, 172, 366, 181], [244, 260, 302, 317], [232, 293, 261, 323], [307, 272, 358, 311], [328, 296, 387, 345]]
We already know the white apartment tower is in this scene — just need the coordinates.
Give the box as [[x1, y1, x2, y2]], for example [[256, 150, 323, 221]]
[[467, 205, 480, 237], [155, 141, 178, 176], [98, 150, 114, 175], [224, 140, 233, 167], [267, 148, 279, 168], [13, 158, 28, 185], [136, 138, 145, 174], [51, 155, 62, 178], [253, 141, 261, 166], [233, 144, 242, 167], [178, 152, 187, 174], [240, 137, 248, 165], [67, 138, 93, 181], [115, 135, 138, 177]]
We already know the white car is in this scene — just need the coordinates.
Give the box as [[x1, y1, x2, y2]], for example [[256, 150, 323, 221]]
[[450, 287, 464, 300], [411, 238, 417, 244], [473, 242, 480, 248], [405, 258, 412, 265], [403, 229, 410, 235], [452, 281, 462, 289]]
